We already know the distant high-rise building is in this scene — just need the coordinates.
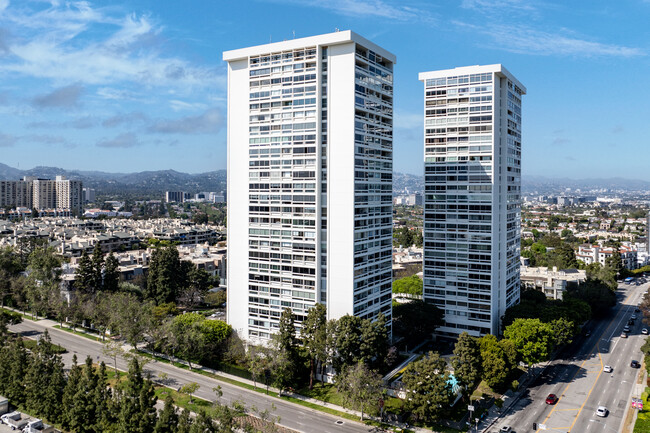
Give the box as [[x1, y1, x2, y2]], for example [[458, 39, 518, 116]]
[[83, 187, 96, 203], [0, 176, 82, 214], [224, 31, 395, 342], [165, 191, 187, 203], [419, 65, 525, 337]]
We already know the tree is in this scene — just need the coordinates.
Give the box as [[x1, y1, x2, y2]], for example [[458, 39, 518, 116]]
[[179, 266, 211, 308], [61, 355, 82, 431], [478, 335, 509, 390], [103, 253, 120, 293], [301, 303, 327, 389], [392, 275, 423, 296], [109, 292, 153, 350], [401, 351, 454, 423], [23, 331, 65, 424], [116, 357, 157, 433], [91, 243, 105, 293], [75, 252, 95, 293], [154, 395, 179, 433], [179, 382, 200, 404], [270, 308, 299, 393], [336, 362, 383, 421], [360, 313, 388, 369], [392, 300, 444, 346], [146, 245, 187, 305], [451, 332, 482, 396], [327, 315, 363, 374], [169, 312, 206, 370], [103, 339, 125, 374], [504, 318, 555, 366], [552, 317, 575, 347]]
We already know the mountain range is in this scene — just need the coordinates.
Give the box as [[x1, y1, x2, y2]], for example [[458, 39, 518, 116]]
[[0, 163, 647, 197]]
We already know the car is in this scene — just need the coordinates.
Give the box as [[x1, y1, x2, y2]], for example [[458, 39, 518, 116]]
[[635, 308, 641, 313], [499, 427, 512, 433], [621, 332, 628, 338], [545, 394, 559, 405], [632, 314, 637, 320], [596, 406, 608, 417], [603, 365, 613, 373], [631, 360, 641, 368], [624, 325, 630, 332], [643, 328, 648, 335]]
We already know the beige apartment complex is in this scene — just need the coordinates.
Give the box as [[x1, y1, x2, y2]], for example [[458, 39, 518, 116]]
[[0, 176, 83, 215]]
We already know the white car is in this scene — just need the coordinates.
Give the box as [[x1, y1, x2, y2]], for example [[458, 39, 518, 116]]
[[500, 427, 512, 433], [643, 328, 648, 335], [603, 365, 613, 373], [596, 406, 608, 417], [632, 315, 637, 320]]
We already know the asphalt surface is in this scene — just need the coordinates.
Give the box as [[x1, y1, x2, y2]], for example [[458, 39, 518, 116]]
[[8, 320, 374, 433], [492, 279, 649, 433]]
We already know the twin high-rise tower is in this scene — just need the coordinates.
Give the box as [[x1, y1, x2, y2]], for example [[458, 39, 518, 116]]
[[224, 32, 524, 342]]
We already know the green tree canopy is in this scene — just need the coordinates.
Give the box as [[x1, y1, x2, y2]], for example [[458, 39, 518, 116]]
[[504, 318, 555, 366]]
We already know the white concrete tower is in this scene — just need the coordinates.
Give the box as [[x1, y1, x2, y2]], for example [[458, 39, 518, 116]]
[[419, 65, 525, 337], [224, 31, 395, 343]]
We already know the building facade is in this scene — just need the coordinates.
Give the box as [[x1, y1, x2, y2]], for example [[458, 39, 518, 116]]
[[419, 65, 525, 337], [0, 176, 82, 215], [224, 31, 395, 342]]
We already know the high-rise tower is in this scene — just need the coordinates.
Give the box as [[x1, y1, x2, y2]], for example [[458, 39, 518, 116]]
[[224, 31, 395, 343], [419, 65, 525, 337]]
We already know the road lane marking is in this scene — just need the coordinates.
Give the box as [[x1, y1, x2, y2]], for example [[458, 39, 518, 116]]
[[535, 286, 641, 432]]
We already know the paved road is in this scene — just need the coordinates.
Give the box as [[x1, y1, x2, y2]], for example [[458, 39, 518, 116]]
[[492, 279, 649, 433], [9, 320, 373, 433]]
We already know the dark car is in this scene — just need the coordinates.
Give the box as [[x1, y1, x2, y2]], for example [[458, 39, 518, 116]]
[[631, 360, 641, 368], [545, 394, 559, 405]]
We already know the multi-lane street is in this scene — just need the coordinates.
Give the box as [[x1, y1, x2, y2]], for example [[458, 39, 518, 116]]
[[492, 278, 649, 433], [9, 320, 372, 433]]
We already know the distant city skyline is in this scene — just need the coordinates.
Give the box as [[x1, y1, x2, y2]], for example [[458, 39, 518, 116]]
[[0, 1, 648, 180]]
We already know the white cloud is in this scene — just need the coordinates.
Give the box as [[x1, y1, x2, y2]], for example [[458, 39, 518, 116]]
[[32, 83, 84, 108], [148, 108, 224, 134], [0, 2, 224, 91], [96, 132, 139, 148], [456, 22, 644, 57], [269, 0, 430, 21]]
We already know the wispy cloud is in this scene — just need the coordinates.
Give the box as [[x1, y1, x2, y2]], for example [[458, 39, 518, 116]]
[[102, 111, 149, 128], [23, 134, 68, 145], [96, 132, 140, 148], [456, 22, 644, 57], [148, 108, 224, 134], [552, 137, 570, 145], [268, 0, 432, 22], [0, 2, 224, 91], [461, 0, 539, 13], [611, 125, 624, 134], [32, 84, 84, 108]]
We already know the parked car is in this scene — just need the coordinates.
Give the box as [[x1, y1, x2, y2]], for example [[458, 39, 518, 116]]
[[621, 332, 628, 338], [642, 328, 648, 335], [631, 360, 641, 368], [596, 406, 608, 417], [499, 427, 512, 433], [545, 394, 559, 405], [603, 365, 613, 373], [631, 314, 637, 320]]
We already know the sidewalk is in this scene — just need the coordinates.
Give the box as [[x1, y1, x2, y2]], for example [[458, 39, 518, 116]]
[[12, 312, 424, 431]]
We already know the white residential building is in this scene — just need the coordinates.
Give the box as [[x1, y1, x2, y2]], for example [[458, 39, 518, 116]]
[[224, 31, 395, 343], [419, 65, 525, 337]]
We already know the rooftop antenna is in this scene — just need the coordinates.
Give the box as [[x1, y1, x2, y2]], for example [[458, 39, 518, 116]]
[[292, 30, 295, 39], [269, 34, 272, 43]]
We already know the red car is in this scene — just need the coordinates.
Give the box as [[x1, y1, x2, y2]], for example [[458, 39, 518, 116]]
[[545, 394, 559, 405]]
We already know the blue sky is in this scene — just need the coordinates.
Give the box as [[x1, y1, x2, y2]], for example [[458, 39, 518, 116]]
[[0, 0, 648, 180]]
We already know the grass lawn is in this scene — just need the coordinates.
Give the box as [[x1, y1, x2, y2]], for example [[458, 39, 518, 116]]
[[22, 337, 67, 354], [1, 306, 37, 321], [297, 382, 345, 407], [633, 387, 650, 433], [155, 387, 214, 414], [54, 324, 105, 342]]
